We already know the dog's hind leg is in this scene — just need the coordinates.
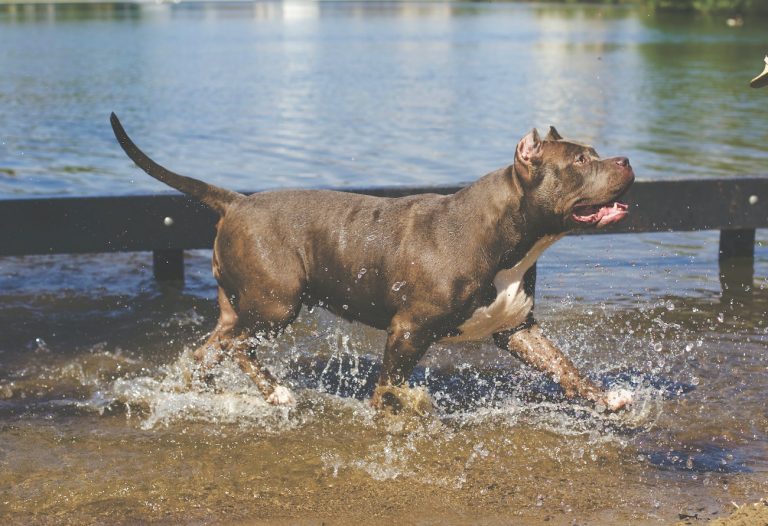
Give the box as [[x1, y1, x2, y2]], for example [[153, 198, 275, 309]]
[[231, 339, 295, 405], [227, 290, 304, 406], [194, 287, 239, 367], [193, 285, 299, 405]]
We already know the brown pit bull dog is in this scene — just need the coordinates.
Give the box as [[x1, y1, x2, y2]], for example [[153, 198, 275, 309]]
[[110, 113, 634, 412]]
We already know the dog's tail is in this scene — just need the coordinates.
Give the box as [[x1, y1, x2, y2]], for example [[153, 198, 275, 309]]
[[110, 113, 243, 216]]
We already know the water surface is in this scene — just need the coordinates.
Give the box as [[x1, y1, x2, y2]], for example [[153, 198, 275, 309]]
[[2, 1, 768, 196]]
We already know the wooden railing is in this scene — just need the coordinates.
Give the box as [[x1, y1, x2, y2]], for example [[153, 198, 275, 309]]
[[1, 177, 765, 291]]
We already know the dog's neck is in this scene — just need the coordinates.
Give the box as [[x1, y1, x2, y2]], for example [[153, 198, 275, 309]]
[[451, 166, 564, 269]]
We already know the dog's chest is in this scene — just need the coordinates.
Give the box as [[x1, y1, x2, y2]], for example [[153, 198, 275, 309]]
[[440, 234, 562, 343]]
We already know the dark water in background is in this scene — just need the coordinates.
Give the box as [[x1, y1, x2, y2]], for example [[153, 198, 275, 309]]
[[1, 2, 768, 524]]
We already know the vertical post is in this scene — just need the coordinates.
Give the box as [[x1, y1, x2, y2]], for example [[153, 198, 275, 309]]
[[153, 249, 185, 282], [718, 229, 755, 295], [719, 228, 755, 260]]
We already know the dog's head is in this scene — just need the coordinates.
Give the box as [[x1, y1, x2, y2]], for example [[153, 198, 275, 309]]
[[513, 126, 634, 232]]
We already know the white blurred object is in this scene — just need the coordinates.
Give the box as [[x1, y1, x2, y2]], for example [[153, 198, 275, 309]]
[[267, 385, 296, 406], [604, 389, 634, 412], [750, 55, 768, 88]]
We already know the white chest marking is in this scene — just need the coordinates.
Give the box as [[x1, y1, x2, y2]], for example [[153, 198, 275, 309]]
[[440, 234, 563, 343]]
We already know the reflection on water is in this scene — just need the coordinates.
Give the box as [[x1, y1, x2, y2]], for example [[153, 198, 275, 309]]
[[1, 2, 768, 524], [2, 2, 768, 198]]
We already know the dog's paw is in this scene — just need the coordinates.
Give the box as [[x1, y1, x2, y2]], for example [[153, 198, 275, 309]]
[[601, 389, 633, 412], [266, 385, 296, 406], [371, 385, 433, 416]]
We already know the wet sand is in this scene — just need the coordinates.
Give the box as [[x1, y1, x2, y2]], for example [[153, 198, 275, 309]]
[[676, 500, 768, 526], [3, 404, 768, 526]]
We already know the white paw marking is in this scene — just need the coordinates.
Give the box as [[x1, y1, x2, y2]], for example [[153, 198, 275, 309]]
[[604, 389, 633, 411], [266, 385, 296, 406], [441, 235, 563, 343]]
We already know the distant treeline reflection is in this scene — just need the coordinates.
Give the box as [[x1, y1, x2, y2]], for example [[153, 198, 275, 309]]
[[2, 1, 765, 16], [530, 0, 767, 13]]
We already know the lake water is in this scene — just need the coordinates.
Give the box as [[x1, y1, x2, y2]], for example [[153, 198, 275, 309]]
[[1, 2, 767, 524]]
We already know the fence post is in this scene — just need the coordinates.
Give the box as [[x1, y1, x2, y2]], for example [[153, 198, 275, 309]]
[[718, 229, 755, 294], [719, 228, 756, 260], [153, 249, 185, 282]]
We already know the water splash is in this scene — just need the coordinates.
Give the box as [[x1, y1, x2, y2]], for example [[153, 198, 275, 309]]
[[108, 349, 300, 431]]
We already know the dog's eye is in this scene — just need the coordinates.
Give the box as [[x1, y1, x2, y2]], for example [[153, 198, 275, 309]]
[[575, 154, 588, 165]]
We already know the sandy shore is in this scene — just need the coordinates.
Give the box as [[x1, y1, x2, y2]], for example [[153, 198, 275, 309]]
[[676, 500, 768, 526]]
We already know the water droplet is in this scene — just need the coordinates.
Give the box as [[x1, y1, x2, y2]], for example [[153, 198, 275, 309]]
[[30, 337, 50, 353], [403, 331, 411, 340], [342, 304, 349, 310], [665, 300, 674, 311], [717, 313, 724, 323], [691, 376, 700, 386], [392, 281, 406, 292], [357, 268, 367, 280]]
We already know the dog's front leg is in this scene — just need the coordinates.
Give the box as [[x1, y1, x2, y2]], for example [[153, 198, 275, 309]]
[[371, 316, 433, 414], [493, 320, 631, 411]]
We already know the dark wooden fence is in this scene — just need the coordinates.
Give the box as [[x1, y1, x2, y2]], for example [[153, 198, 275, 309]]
[[1, 177, 765, 291]]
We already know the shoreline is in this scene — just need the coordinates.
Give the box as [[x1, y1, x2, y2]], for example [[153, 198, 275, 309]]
[[0, 0, 765, 16]]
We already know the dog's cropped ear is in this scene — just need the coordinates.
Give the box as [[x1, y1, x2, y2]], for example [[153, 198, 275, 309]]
[[514, 128, 543, 186], [545, 126, 562, 141]]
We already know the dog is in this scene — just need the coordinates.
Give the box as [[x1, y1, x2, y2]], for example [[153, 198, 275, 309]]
[[110, 113, 634, 412]]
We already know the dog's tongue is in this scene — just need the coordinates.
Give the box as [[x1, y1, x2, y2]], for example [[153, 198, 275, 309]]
[[572, 202, 628, 228]]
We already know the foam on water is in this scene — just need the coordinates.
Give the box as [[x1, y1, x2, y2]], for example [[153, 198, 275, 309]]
[[92, 343, 673, 489], [1, 292, 692, 457], [0, 284, 715, 497], [106, 349, 300, 431], [71, 302, 683, 445], [312, 386, 666, 488]]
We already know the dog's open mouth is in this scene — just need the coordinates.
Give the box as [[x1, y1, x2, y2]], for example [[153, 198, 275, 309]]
[[572, 201, 628, 228]]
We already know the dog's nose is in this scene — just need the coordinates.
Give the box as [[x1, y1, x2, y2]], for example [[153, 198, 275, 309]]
[[615, 157, 630, 168]]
